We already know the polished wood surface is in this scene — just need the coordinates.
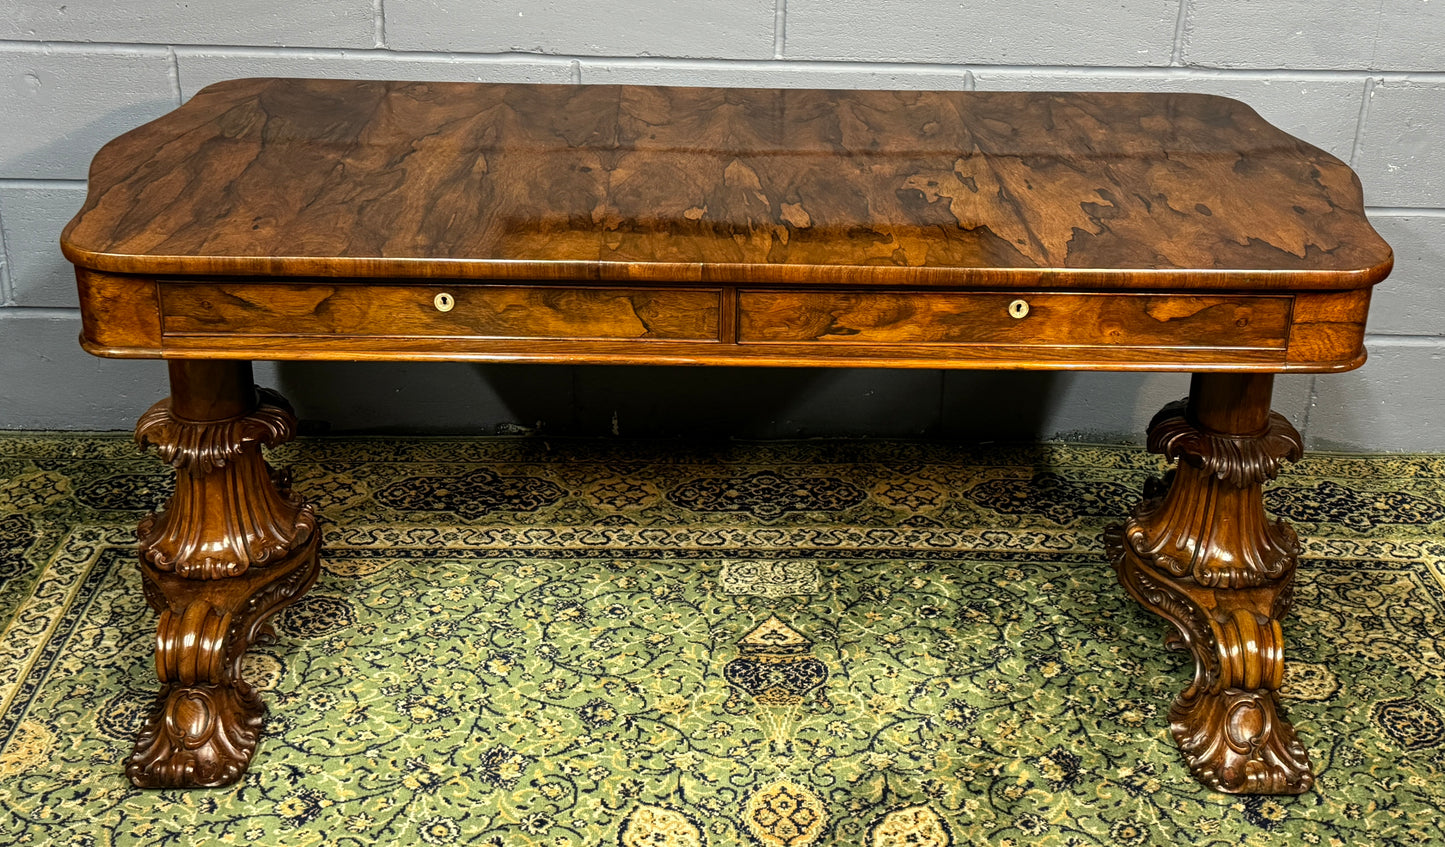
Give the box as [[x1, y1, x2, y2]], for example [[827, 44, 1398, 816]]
[[73, 265, 1374, 372], [61, 79, 1393, 793], [130, 361, 320, 787], [159, 282, 722, 341], [63, 79, 1389, 290], [737, 290, 1292, 347], [1107, 373, 1312, 793]]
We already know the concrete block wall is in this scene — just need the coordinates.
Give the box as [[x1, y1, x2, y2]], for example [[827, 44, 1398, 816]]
[[1, 2, 1440, 449]]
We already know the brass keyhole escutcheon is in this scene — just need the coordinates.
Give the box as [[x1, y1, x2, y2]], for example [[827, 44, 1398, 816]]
[[434, 292, 455, 312], [1008, 299, 1030, 319]]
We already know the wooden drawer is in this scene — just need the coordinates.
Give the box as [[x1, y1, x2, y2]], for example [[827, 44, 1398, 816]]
[[737, 290, 1292, 350], [160, 282, 722, 342]]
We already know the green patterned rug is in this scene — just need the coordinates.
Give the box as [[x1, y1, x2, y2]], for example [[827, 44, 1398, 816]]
[[1, 435, 1443, 846]]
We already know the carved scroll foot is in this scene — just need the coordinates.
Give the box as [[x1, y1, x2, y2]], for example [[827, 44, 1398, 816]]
[[127, 362, 320, 788], [1171, 679, 1311, 795], [129, 682, 264, 788], [128, 541, 319, 787], [1106, 373, 1313, 795], [1108, 548, 1313, 794]]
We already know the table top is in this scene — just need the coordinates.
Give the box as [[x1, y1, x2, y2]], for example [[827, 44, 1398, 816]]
[[62, 78, 1390, 291]]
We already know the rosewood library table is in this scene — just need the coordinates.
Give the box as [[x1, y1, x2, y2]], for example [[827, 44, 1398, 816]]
[[61, 79, 1392, 794]]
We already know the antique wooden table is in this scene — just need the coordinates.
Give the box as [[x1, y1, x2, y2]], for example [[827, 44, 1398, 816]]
[[61, 79, 1392, 794]]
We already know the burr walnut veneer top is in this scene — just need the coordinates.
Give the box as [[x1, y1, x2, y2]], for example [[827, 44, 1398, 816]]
[[61, 78, 1390, 290]]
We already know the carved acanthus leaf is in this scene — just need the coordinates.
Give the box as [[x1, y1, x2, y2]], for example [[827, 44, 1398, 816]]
[[135, 387, 314, 579], [1122, 470, 1299, 589], [1148, 400, 1303, 488], [136, 388, 296, 474]]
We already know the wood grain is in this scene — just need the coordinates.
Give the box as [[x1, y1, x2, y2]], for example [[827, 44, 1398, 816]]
[[737, 291, 1291, 349], [159, 282, 720, 341], [62, 79, 1391, 291], [74, 275, 1372, 372], [1285, 289, 1372, 367], [75, 268, 162, 352], [142, 330, 1293, 371]]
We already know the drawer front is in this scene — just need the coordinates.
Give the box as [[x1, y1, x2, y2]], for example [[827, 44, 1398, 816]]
[[738, 290, 1292, 349], [160, 282, 721, 342]]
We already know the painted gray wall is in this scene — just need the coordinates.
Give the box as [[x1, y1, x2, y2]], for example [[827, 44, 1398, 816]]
[[0, 2, 1440, 449]]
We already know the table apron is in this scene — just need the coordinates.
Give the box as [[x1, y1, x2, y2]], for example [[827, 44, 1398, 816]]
[[74, 271, 1372, 373]]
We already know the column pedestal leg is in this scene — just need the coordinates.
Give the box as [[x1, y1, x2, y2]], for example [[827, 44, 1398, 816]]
[[127, 361, 319, 788], [1105, 373, 1314, 795]]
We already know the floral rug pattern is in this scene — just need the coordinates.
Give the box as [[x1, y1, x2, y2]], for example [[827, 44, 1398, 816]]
[[0, 435, 1443, 846]]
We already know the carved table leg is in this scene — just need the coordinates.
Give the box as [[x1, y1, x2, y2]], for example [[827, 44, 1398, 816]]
[[128, 361, 319, 788], [1105, 373, 1313, 795]]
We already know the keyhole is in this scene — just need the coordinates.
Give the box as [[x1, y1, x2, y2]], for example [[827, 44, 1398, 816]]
[[1008, 299, 1030, 319], [434, 292, 455, 312]]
